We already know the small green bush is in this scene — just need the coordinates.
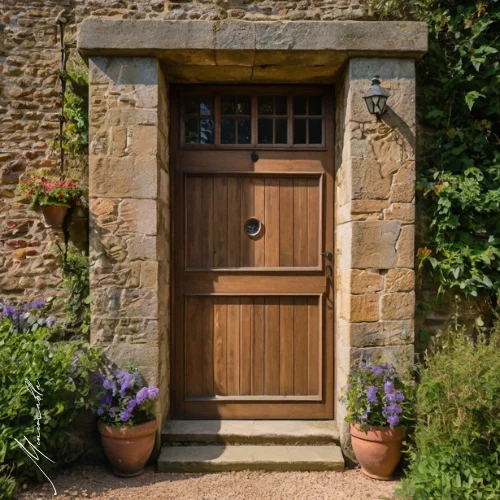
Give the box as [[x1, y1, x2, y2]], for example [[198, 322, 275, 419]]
[[398, 325, 500, 499], [0, 304, 101, 490], [0, 466, 16, 499]]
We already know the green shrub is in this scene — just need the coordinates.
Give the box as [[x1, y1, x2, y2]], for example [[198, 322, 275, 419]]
[[0, 466, 16, 499], [398, 325, 500, 499], [0, 305, 101, 489]]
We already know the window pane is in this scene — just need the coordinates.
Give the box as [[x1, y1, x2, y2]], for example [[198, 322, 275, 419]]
[[258, 119, 273, 144], [275, 96, 287, 115], [258, 96, 273, 115], [309, 119, 322, 144], [184, 97, 198, 115], [200, 98, 214, 116], [221, 96, 235, 115], [185, 119, 199, 144], [221, 119, 235, 144], [237, 119, 251, 144], [237, 96, 251, 115], [200, 119, 214, 144], [309, 96, 323, 116], [293, 96, 307, 115], [275, 119, 287, 144], [293, 119, 307, 144]]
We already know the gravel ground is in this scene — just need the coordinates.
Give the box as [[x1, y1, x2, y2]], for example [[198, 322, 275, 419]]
[[17, 466, 397, 500]]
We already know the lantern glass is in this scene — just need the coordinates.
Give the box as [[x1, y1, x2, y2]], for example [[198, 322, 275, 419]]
[[363, 76, 389, 117]]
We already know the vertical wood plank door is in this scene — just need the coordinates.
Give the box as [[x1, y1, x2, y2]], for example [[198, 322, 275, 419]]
[[171, 86, 334, 419]]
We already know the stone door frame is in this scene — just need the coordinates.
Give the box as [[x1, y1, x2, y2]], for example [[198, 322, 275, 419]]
[[80, 19, 427, 449]]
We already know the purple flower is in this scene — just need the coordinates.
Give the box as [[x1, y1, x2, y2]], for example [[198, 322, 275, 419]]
[[3, 305, 17, 318], [91, 374, 105, 384], [109, 408, 116, 418], [385, 403, 403, 415], [371, 366, 384, 377], [99, 393, 112, 406], [136, 387, 149, 405], [384, 380, 394, 394], [46, 316, 57, 327], [387, 415, 399, 427], [395, 392, 405, 402], [29, 298, 45, 309], [126, 398, 137, 412], [366, 385, 377, 404], [97, 407, 104, 416], [119, 373, 134, 397], [103, 379, 112, 390], [120, 409, 131, 422], [147, 386, 159, 400]]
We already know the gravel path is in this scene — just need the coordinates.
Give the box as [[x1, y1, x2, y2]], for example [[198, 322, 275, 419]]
[[17, 466, 397, 500]]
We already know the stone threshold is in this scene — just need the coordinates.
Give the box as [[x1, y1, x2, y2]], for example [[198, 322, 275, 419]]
[[158, 444, 344, 472], [162, 420, 340, 445]]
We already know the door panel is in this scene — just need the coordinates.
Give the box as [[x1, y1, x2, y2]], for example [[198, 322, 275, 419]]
[[184, 295, 322, 399], [172, 86, 334, 419], [185, 174, 322, 270]]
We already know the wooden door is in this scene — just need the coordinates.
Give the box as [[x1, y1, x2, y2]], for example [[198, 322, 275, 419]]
[[171, 87, 334, 419]]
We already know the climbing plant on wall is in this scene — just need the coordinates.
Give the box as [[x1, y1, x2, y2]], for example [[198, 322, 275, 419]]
[[375, 0, 500, 311]]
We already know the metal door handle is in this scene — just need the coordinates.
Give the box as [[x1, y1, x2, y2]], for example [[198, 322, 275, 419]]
[[321, 251, 333, 262], [325, 265, 333, 278]]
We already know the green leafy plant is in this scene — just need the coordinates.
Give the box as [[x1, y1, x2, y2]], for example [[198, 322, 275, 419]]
[[341, 363, 413, 428], [397, 323, 500, 499], [59, 245, 91, 334], [0, 466, 16, 500], [374, 0, 500, 310], [16, 171, 83, 210], [0, 301, 101, 488]]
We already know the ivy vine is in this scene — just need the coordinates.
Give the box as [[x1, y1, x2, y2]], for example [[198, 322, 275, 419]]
[[375, 0, 500, 310]]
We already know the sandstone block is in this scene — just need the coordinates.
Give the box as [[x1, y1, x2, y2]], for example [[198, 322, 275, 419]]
[[350, 320, 414, 347], [127, 235, 157, 260], [385, 268, 414, 292], [350, 157, 392, 200], [350, 269, 383, 294], [351, 345, 414, 374], [396, 224, 414, 268], [351, 220, 400, 269], [381, 292, 415, 320], [119, 199, 157, 235], [140, 261, 159, 289], [126, 126, 158, 156], [384, 202, 415, 222], [349, 294, 379, 323]]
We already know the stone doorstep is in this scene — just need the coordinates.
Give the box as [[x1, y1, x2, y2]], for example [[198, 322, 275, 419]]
[[162, 420, 340, 446], [157, 445, 344, 473]]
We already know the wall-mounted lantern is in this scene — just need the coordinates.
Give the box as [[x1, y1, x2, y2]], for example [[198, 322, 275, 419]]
[[363, 75, 389, 119]]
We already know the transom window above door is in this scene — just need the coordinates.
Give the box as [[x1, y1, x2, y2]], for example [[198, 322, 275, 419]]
[[180, 89, 328, 148]]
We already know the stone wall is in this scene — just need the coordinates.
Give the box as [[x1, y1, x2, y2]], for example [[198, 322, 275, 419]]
[[88, 56, 170, 431], [1, 0, 367, 301], [335, 57, 416, 445]]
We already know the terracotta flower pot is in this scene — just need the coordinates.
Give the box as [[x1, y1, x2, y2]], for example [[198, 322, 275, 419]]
[[41, 204, 69, 228], [350, 424, 405, 480], [98, 419, 157, 477]]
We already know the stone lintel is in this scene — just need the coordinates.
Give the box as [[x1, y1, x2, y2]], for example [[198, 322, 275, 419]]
[[79, 20, 428, 81]]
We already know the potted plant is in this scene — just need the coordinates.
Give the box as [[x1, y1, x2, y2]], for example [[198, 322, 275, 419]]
[[341, 362, 411, 480], [92, 362, 159, 477], [17, 172, 83, 228]]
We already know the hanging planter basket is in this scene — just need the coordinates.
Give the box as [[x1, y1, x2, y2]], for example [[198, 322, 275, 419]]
[[41, 204, 70, 229]]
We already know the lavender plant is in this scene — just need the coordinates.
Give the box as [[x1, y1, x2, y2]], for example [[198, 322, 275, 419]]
[[0, 298, 56, 334], [341, 363, 411, 429], [92, 361, 159, 427]]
